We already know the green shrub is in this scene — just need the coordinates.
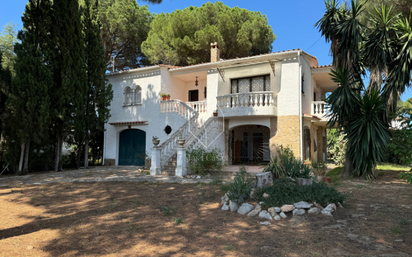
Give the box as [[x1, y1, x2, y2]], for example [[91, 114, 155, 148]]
[[327, 129, 347, 165], [400, 171, 412, 184], [264, 145, 312, 179], [254, 178, 345, 207], [187, 147, 223, 175], [227, 166, 254, 204], [312, 161, 327, 176]]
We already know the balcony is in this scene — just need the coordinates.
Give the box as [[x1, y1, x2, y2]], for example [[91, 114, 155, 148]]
[[311, 101, 331, 121], [216, 91, 277, 117]]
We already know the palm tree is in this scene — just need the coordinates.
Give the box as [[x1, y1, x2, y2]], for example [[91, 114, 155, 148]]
[[316, 0, 411, 178]]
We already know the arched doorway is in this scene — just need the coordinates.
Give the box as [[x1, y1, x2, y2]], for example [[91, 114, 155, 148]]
[[230, 125, 270, 164], [118, 129, 146, 166]]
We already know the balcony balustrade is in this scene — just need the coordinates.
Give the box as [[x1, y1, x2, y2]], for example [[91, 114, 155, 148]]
[[216, 91, 277, 117]]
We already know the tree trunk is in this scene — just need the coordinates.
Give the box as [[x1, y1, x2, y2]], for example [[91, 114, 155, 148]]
[[76, 144, 82, 169], [23, 141, 30, 175], [341, 151, 354, 177], [18, 142, 26, 175], [54, 133, 62, 172], [58, 139, 63, 171], [84, 139, 89, 169]]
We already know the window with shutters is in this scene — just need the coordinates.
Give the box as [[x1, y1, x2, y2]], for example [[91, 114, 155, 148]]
[[230, 75, 270, 93]]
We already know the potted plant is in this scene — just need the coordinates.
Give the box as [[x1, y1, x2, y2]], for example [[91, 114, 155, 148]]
[[160, 93, 167, 101], [312, 161, 327, 182], [152, 136, 160, 147], [166, 93, 171, 100], [213, 110, 218, 117]]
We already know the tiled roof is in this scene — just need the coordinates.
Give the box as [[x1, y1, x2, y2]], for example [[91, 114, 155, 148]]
[[109, 121, 148, 125], [108, 48, 319, 75], [311, 64, 333, 69]]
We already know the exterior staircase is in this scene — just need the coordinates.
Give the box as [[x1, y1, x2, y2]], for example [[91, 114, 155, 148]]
[[158, 100, 224, 175]]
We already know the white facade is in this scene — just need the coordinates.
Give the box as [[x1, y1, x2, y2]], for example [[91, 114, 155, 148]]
[[103, 49, 338, 167]]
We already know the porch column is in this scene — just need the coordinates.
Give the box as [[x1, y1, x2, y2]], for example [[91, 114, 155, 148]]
[[150, 148, 161, 175], [175, 148, 187, 177]]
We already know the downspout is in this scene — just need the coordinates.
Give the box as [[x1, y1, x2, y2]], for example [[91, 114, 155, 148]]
[[298, 51, 303, 161]]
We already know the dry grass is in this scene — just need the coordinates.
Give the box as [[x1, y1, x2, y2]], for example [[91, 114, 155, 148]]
[[0, 171, 411, 256]]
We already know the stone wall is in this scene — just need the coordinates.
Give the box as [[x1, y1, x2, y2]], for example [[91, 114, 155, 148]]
[[270, 115, 301, 159]]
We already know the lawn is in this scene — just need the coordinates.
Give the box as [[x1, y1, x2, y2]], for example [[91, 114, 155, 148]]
[[376, 162, 411, 171], [0, 171, 411, 256]]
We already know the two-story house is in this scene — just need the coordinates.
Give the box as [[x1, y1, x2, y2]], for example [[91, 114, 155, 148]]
[[103, 43, 337, 171]]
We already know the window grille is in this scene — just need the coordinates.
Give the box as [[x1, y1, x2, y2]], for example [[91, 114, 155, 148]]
[[230, 75, 270, 93]]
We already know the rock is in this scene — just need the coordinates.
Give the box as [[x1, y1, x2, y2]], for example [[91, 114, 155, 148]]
[[274, 214, 281, 221], [263, 193, 270, 198], [326, 203, 337, 211], [279, 212, 287, 218], [196, 175, 201, 179], [281, 204, 295, 213], [247, 206, 261, 217], [259, 210, 273, 220], [229, 200, 238, 212], [293, 209, 305, 215], [255, 172, 273, 188], [274, 207, 281, 213], [268, 207, 278, 217], [314, 202, 324, 210], [221, 193, 229, 205], [308, 207, 320, 214], [338, 202, 344, 208], [237, 203, 254, 215], [293, 201, 313, 209], [260, 221, 271, 225], [250, 188, 255, 199], [221, 204, 229, 211], [204, 174, 211, 179], [321, 203, 337, 216]]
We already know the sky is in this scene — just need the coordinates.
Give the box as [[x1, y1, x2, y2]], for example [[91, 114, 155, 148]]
[[1, 0, 411, 101]]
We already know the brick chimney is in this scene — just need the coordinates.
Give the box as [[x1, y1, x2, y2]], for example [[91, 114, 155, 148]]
[[210, 42, 220, 63]]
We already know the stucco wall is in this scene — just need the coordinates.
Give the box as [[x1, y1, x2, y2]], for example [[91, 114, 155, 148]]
[[104, 69, 186, 165], [278, 60, 300, 116]]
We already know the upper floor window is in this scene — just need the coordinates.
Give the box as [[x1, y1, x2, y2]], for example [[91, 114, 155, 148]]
[[231, 75, 270, 94], [123, 85, 142, 106], [134, 85, 142, 104]]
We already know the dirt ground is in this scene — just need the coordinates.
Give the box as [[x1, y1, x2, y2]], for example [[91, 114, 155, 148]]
[[0, 170, 411, 257]]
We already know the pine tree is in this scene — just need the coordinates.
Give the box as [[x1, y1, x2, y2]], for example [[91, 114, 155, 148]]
[[9, 0, 53, 174], [0, 51, 12, 139], [49, 0, 87, 172], [82, 0, 113, 168]]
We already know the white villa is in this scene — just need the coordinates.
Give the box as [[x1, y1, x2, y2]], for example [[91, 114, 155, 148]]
[[103, 43, 338, 171]]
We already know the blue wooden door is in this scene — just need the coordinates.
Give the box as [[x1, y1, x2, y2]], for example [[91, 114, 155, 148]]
[[119, 129, 146, 166]]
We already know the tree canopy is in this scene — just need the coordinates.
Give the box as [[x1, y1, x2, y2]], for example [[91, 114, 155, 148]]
[[98, 0, 152, 71], [142, 1, 276, 66], [0, 22, 18, 75], [360, 0, 412, 25]]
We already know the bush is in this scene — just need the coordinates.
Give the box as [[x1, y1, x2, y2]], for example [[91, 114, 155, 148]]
[[327, 129, 347, 165], [312, 161, 327, 176], [264, 145, 312, 179], [400, 171, 412, 184], [187, 147, 223, 175], [254, 178, 345, 207], [227, 166, 254, 204]]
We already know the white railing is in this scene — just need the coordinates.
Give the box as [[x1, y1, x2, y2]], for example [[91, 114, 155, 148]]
[[186, 100, 207, 113], [216, 91, 276, 109], [311, 101, 331, 119], [160, 100, 197, 120], [184, 117, 224, 150]]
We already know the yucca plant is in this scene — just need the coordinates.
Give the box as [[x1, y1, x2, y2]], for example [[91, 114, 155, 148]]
[[345, 89, 391, 178]]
